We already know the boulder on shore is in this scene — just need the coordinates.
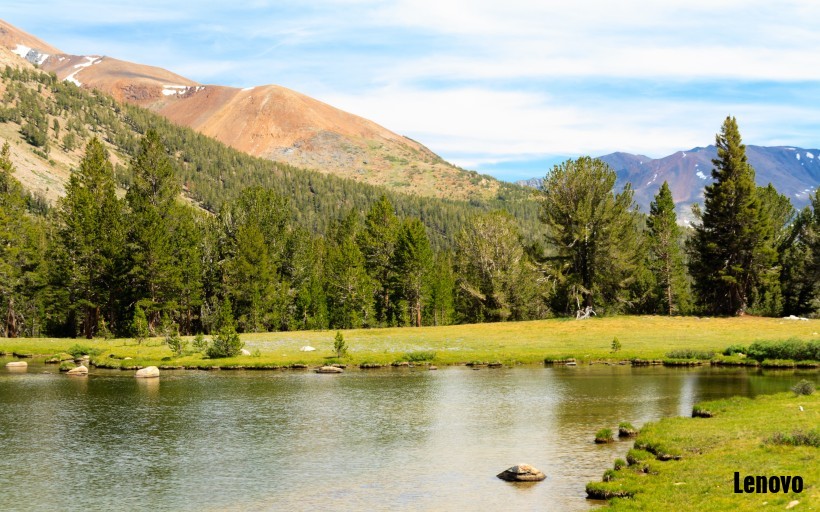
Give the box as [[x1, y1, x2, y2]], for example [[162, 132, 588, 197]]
[[67, 365, 88, 376], [240, 349, 252, 356], [315, 366, 344, 374], [299, 346, 316, 352], [135, 366, 160, 378], [5, 361, 28, 368], [497, 463, 546, 482]]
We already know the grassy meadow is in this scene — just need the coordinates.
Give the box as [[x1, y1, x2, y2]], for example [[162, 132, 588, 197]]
[[588, 391, 819, 511], [2, 315, 818, 369]]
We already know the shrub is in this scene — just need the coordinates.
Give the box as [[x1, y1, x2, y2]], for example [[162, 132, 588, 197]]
[[665, 349, 714, 360], [767, 429, 820, 448], [404, 350, 436, 362], [192, 333, 208, 352], [747, 339, 820, 362], [67, 344, 101, 358], [206, 327, 243, 359], [595, 428, 614, 444], [333, 331, 348, 358], [723, 344, 747, 356], [792, 379, 815, 396], [611, 337, 621, 353]]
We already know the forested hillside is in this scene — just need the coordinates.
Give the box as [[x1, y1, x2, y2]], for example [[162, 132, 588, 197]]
[[0, 65, 541, 249]]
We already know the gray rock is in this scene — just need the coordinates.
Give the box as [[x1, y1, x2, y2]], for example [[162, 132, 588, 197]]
[[497, 463, 546, 482], [5, 361, 27, 368], [66, 365, 88, 375], [315, 366, 343, 374], [135, 366, 160, 378]]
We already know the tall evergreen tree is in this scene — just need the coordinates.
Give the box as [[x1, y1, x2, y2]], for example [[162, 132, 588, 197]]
[[392, 217, 433, 327], [779, 190, 820, 315], [359, 196, 400, 325], [688, 117, 777, 315], [51, 138, 124, 337], [0, 141, 47, 337], [539, 157, 642, 314], [325, 211, 374, 329], [125, 130, 181, 330], [647, 182, 689, 315]]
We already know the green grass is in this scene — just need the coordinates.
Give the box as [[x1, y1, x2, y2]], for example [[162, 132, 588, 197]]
[[1, 315, 818, 369], [589, 392, 820, 511]]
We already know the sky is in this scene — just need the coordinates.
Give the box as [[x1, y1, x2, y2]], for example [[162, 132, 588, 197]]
[[5, 1, 820, 181]]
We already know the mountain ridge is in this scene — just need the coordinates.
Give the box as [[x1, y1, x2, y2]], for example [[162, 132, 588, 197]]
[[0, 18, 499, 201]]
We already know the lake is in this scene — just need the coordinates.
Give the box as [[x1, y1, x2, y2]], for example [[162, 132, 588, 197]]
[[0, 361, 816, 511]]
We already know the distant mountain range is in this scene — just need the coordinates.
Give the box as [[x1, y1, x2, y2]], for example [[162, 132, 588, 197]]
[[518, 145, 819, 222], [0, 19, 499, 201]]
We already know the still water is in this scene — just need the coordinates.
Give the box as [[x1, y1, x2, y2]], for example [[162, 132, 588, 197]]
[[0, 361, 816, 511]]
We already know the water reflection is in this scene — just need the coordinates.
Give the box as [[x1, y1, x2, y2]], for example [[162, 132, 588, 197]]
[[0, 360, 816, 511]]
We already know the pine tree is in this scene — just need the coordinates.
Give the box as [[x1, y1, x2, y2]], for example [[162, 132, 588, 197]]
[[647, 182, 689, 315], [359, 196, 399, 325], [392, 217, 433, 327], [688, 117, 776, 315], [52, 138, 124, 337], [325, 211, 374, 329], [539, 157, 642, 315], [125, 130, 181, 331]]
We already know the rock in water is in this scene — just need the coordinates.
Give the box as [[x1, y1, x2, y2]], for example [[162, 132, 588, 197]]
[[5, 361, 27, 368], [66, 365, 88, 375], [135, 366, 160, 378], [315, 366, 344, 374], [497, 464, 546, 482]]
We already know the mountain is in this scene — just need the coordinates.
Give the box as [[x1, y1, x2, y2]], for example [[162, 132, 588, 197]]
[[519, 146, 819, 222], [0, 19, 499, 201]]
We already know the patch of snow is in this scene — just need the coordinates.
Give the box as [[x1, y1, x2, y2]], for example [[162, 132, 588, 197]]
[[696, 171, 708, 180], [806, 152, 815, 159], [241, 86, 255, 92], [12, 44, 31, 58], [162, 85, 203, 96], [796, 153, 801, 160], [795, 193, 801, 198], [64, 56, 102, 87], [785, 147, 796, 151], [682, 152, 686, 158], [12, 44, 49, 65]]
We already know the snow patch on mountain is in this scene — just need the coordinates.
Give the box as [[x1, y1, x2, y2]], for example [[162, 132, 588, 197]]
[[807, 152, 815, 159], [65, 56, 103, 87], [796, 153, 801, 160], [13, 44, 49, 65], [162, 85, 205, 96], [696, 171, 708, 180]]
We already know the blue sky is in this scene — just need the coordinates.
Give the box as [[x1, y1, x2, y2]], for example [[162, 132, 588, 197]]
[[5, 1, 820, 181]]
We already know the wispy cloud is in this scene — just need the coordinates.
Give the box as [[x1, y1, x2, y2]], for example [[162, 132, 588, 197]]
[[4, 1, 820, 180]]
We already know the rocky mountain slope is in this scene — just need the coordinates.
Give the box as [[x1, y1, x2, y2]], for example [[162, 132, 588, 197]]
[[0, 18, 498, 201]]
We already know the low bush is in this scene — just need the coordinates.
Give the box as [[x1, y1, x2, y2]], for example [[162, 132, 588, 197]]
[[665, 349, 715, 360], [404, 350, 436, 362], [67, 344, 101, 358], [722, 344, 747, 356], [767, 429, 820, 448], [792, 379, 815, 396], [747, 339, 820, 362]]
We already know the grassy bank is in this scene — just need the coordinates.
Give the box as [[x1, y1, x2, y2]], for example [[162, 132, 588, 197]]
[[588, 391, 819, 510], [1, 315, 818, 369]]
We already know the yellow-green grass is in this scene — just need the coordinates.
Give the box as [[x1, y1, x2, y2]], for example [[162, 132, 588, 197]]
[[589, 391, 819, 511], [1, 315, 818, 369]]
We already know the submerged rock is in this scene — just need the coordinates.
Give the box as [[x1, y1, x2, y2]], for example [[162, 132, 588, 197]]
[[135, 366, 160, 378], [315, 366, 343, 374], [497, 463, 546, 482]]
